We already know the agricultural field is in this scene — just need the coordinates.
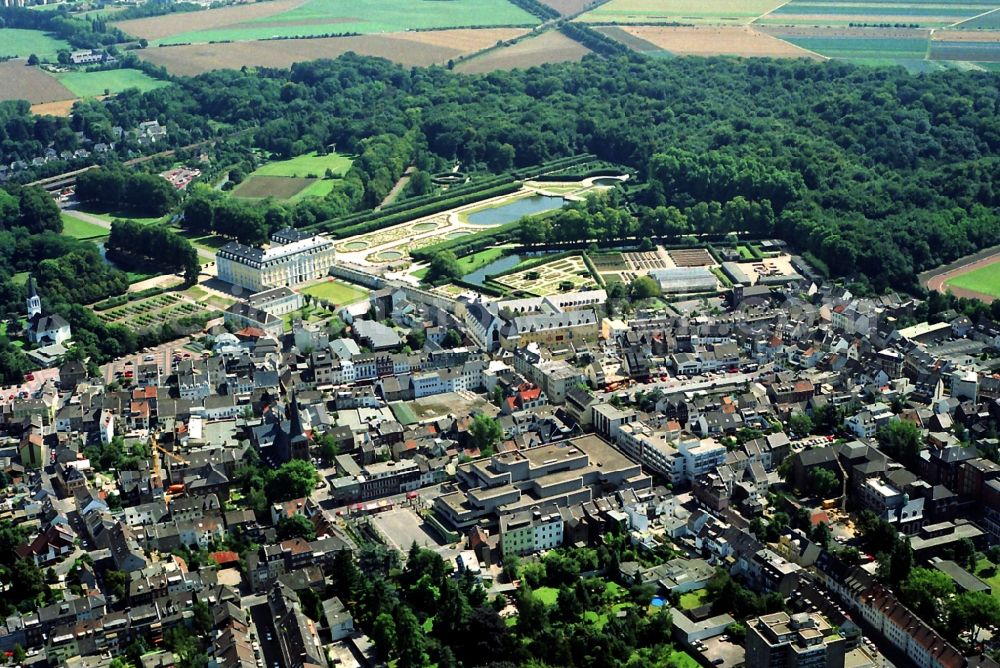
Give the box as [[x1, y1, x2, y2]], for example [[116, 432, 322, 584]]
[[231, 175, 316, 200], [0, 61, 75, 104], [930, 31, 1000, 60], [300, 279, 369, 305], [539, 0, 602, 15], [138, 29, 528, 75], [231, 151, 354, 201], [131, 0, 537, 46], [54, 69, 170, 98], [607, 25, 824, 57], [955, 7, 1000, 28], [456, 30, 592, 73], [0, 28, 73, 59], [113, 0, 308, 41], [60, 213, 108, 240], [577, 0, 787, 25], [759, 0, 998, 28], [30, 99, 79, 116], [594, 25, 670, 53], [493, 254, 599, 295]]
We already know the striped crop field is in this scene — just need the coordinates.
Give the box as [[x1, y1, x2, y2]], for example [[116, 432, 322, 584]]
[[758, 0, 999, 27], [930, 40, 1000, 60]]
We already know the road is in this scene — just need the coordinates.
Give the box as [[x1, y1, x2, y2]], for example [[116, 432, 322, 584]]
[[249, 602, 283, 668]]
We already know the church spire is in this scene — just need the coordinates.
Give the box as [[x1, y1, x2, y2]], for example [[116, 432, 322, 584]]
[[26, 275, 41, 320]]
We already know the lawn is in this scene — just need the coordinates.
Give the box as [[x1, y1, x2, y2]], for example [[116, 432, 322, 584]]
[[54, 68, 170, 98], [975, 557, 1000, 598], [533, 586, 559, 606], [679, 588, 710, 610], [157, 0, 538, 44], [300, 279, 369, 306], [61, 212, 107, 240], [78, 207, 167, 226], [0, 29, 72, 59], [253, 151, 354, 179], [946, 259, 1000, 299]]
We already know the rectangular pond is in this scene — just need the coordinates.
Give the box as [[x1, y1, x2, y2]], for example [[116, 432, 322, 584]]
[[465, 194, 566, 226]]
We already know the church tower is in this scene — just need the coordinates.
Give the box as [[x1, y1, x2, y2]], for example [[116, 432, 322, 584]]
[[26, 275, 41, 320]]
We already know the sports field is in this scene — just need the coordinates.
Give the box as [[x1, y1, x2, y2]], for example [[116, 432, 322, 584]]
[[300, 279, 369, 305], [148, 0, 538, 45], [54, 69, 170, 98], [254, 152, 353, 179], [945, 260, 1000, 300], [0, 29, 72, 59]]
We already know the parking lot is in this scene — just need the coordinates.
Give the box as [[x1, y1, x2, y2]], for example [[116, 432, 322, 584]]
[[370, 507, 445, 552], [100, 336, 195, 384]]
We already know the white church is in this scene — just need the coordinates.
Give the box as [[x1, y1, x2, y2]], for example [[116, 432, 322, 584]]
[[25, 276, 71, 346]]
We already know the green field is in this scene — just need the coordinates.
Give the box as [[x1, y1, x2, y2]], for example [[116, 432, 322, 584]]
[[945, 260, 1000, 299], [577, 0, 784, 24], [61, 212, 108, 240], [415, 247, 508, 280], [254, 151, 354, 179], [0, 28, 73, 59], [780, 36, 931, 60], [76, 207, 167, 226], [300, 279, 369, 305], [762, 0, 997, 27], [157, 0, 537, 45], [54, 69, 170, 98]]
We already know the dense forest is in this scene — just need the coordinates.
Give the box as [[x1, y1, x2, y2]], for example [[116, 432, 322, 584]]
[[64, 53, 996, 291], [0, 52, 998, 380]]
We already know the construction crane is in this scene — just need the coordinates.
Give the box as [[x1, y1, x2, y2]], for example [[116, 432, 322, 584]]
[[149, 431, 190, 499]]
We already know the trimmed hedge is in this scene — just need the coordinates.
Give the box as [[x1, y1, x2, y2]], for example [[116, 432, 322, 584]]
[[302, 174, 517, 233], [322, 181, 521, 239], [410, 220, 523, 261]]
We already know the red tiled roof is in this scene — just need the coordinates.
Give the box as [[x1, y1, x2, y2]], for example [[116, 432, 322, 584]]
[[210, 551, 240, 565]]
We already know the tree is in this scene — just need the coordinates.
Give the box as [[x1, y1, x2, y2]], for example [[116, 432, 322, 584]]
[[900, 568, 955, 621], [810, 522, 831, 549], [469, 413, 502, 456], [877, 420, 923, 469], [276, 514, 316, 541], [426, 250, 462, 283], [878, 536, 913, 586], [265, 460, 318, 503], [27, 54, 39, 65], [372, 611, 397, 655], [441, 329, 464, 348], [788, 411, 814, 437], [947, 591, 1000, 642], [629, 275, 661, 300], [807, 467, 839, 499]]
